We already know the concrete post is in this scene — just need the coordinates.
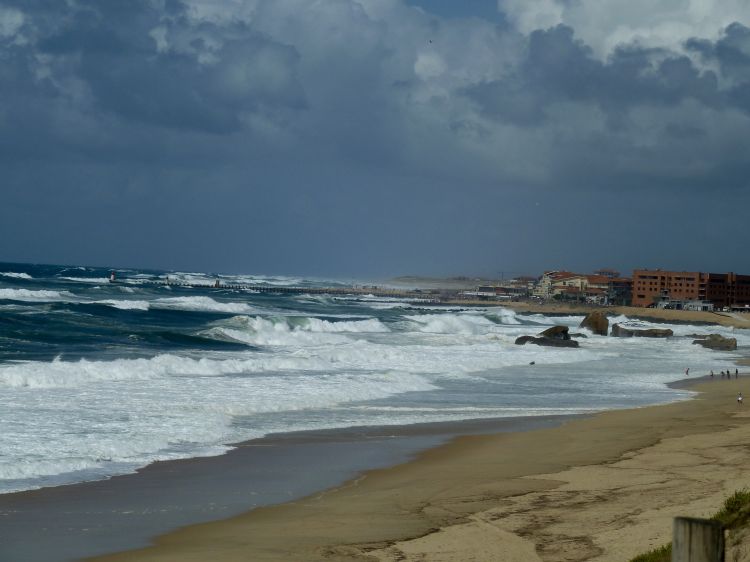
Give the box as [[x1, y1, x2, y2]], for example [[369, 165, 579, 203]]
[[672, 517, 724, 562]]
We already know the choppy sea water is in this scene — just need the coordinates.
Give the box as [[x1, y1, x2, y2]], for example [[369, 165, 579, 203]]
[[0, 262, 746, 494]]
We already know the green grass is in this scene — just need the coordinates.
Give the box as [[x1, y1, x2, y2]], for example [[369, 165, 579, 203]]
[[630, 543, 671, 562], [713, 488, 750, 529], [628, 488, 750, 562]]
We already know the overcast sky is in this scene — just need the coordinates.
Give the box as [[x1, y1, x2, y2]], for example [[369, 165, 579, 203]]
[[2, 0, 750, 279]]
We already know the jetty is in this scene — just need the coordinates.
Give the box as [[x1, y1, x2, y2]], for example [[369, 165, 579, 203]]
[[134, 279, 447, 302]]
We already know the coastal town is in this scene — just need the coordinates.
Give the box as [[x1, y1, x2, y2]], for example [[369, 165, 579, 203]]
[[459, 268, 750, 312]]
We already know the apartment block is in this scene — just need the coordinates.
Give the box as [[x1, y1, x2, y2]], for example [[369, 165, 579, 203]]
[[632, 269, 750, 308]]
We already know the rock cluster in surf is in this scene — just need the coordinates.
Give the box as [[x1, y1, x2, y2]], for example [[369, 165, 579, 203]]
[[515, 325, 580, 348], [610, 324, 674, 338], [579, 311, 609, 336], [692, 334, 737, 350]]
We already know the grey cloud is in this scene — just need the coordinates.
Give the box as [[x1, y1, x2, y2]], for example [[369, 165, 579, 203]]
[[686, 23, 750, 115], [1, 1, 750, 277], [686, 22, 750, 78], [2, 0, 305, 135], [468, 25, 721, 126]]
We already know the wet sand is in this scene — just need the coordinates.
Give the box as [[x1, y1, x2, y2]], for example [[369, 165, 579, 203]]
[[88, 374, 750, 562], [0, 417, 569, 562]]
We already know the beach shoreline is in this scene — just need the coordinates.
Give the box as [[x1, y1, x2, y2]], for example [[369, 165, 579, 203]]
[[0, 414, 578, 562], [455, 300, 750, 328], [84, 369, 750, 562], [3, 300, 747, 562]]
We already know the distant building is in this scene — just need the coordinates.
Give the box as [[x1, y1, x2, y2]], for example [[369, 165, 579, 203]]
[[632, 269, 750, 309], [534, 271, 578, 299], [533, 270, 632, 305], [607, 277, 633, 306], [655, 298, 714, 312], [464, 279, 530, 300], [593, 268, 621, 279]]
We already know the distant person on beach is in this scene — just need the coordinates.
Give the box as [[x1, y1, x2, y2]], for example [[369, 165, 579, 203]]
[[711, 370, 714, 378], [685, 368, 689, 376], [738, 392, 743, 405], [736, 368, 739, 378]]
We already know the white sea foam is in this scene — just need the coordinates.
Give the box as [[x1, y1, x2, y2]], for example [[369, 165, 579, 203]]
[[91, 299, 151, 311], [152, 296, 259, 314], [0, 272, 32, 279], [225, 274, 304, 286], [404, 313, 500, 335], [483, 308, 523, 325], [1, 295, 743, 496], [206, 315, 389, 347], [0, 288, 73, 302], [0, 357, 435, 491], [59, 277, 112, 284]]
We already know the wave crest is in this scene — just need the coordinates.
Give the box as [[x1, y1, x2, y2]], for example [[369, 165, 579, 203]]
[[0, 288, 72, 302]]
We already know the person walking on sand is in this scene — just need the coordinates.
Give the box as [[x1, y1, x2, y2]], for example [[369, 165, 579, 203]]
[[685, 367, 689, 376], [711, 370, 714, 378], [736, 368, 739, 379], [738, 392, 743, 406]]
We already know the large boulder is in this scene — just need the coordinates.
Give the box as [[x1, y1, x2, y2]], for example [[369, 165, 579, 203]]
[[693, 334, 737, 351], [579, 311, 609, 336], [538, 326, 570, 340], [515, 335, 579, 348], [611, 324, 673, 338]]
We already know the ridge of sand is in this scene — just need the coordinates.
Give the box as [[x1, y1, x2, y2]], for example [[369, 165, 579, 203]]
[[91, 377, 750, 562]]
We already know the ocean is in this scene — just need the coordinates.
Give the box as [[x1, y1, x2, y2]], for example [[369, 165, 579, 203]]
[[0, 262, 746, 496]]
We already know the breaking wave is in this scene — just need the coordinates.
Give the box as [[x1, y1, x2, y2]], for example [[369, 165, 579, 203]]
[[151, 296, 260, 314], [206, 315, 390, 346], [59, 276, 112, 284], [91, 300, 151, 311], [0, 288, 73, 302]]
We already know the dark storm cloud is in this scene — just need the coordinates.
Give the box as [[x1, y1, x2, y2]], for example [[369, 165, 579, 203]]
[[461, 23, 750, 198], [468, 25, 721, 124], [686, 23, 750, 78], [2, 0, 304, 135], [686, 23, 750, 115], [1, 0, 749, 276]]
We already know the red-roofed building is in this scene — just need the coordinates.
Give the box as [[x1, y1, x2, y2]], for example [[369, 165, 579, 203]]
[[533, 270, 632, 304]]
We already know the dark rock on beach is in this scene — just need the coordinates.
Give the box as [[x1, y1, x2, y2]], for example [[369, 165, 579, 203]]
[[515, 335, 579, 348], [611, 324, 673, 338], [692, 334, 737, 351], [538, 325, 571, 340], [569, 333, 588, 338], [579, 311, 609, 336]]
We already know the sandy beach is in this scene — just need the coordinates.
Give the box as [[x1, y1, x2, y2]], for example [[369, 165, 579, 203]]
[[488, 301, 750, 329], [88, 372, 750, 562]]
